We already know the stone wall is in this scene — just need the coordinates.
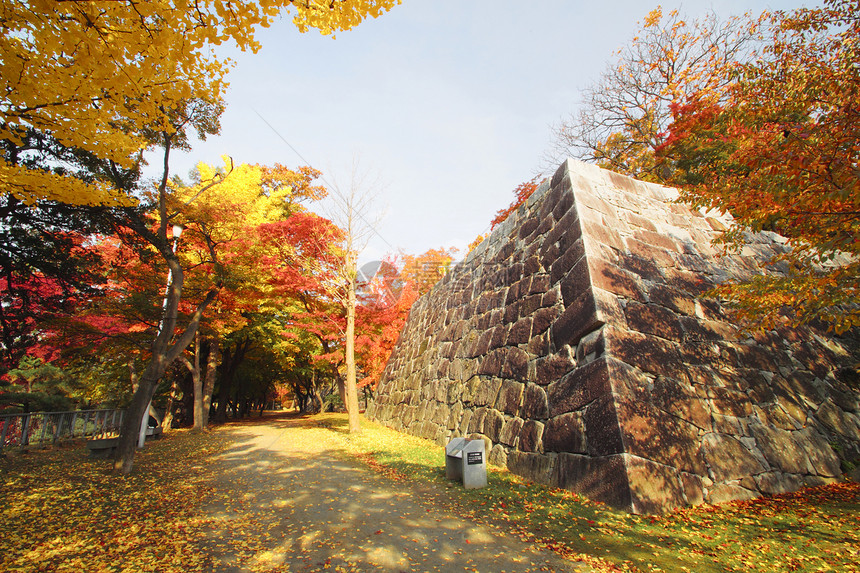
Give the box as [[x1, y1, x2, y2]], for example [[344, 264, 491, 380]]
[[366, 159, 860, 514]]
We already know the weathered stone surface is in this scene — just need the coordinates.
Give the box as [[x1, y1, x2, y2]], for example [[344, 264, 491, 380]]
[[520, 384, 549, 419], [587, 257, 645, 301], [550, 290, 601, 349], [548, 357, 613, 417], [496, 380, 525, 415], [750, 423, 812, 475], [554, 453, 632, 510], [816, 400, 860, 441], [603, 328, 686, 381], [535, 349, 576, 385], [707, 484, 759, 505], [614, 397, 707, 475], [624, 301, 684, 342], [499, 417, 524, 447], [680, 472, 705, 506], [468, 408, 486, 434], [501, 348, 530, 381], [488, 443, 507, 467], [368, 159, 860, 515], [755, 472, 806, 495], [584, 395, 625, 457], [519, 420, 544, 453], [702, 433, 765, 482], [626, 455, 687, 515], [507, 451, 556, 485], [483, 409, 504, 442], [472, 378, 502, 407], [796, 427, 842, 477], [544, 412, 587, 454]]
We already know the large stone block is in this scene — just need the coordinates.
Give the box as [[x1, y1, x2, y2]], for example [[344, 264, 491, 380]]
[[550, 288, 624, 350], [707, 484, 759, 505], [754, 472, 806, 495], [473, 377, 502, 407], [520, 384, 549, 419], [550, 239, 586, 286], [559, 255, 591, 306], [519, 420, 544, 453], [547, 357, 613, 417], [544, 412, 587, 453], [625, 455, 688, 515], [554, 453, 631, 509], [496, 380, 525, 415], [613, 396, 707, 475], [584, 394, 625, 457], [624, 301, 684, 342], [701, 433, 765, 482], [602, 328, 687, 382], [483, 409, 505, 442], [499, 417, 524, 447], [506, 317, 533, 346], [750, 422, 812, 475], [501, 347, 530, 381], [815, 399, 860, 441], [587, 257, 646, 302], [507, 451, 556, 485]]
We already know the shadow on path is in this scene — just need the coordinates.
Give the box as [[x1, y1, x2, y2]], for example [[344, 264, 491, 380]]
[[200, 414, 584, 572]]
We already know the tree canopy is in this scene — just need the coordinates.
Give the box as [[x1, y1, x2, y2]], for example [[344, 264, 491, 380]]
[[1, 0, 399, 206], [541, 6, 763, 181], [658, 0, 860, 332]]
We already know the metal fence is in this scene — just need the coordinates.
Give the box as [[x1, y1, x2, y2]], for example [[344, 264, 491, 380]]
[[0, 409, 125, 450]]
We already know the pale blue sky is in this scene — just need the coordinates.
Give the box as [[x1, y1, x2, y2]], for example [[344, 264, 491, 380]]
[[161, 0, 803, 263]]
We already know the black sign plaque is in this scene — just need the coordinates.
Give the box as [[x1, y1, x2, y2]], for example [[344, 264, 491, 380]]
[[466, 451, 483, 465]]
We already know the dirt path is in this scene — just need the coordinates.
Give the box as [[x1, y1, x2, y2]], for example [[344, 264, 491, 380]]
[[200, 414, 587, 572]]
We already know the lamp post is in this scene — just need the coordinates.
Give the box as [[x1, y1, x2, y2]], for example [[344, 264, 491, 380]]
[[138, 224, 183, 449]]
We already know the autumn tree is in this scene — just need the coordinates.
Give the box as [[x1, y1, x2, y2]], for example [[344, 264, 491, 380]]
[[350, 255, 416, 392], [399, 248, 458, 297], [490, 178, 542, 229], [1, 0, 400, 473], [463, 178, 542, 254], [324, 162, 385, 433], [170, 159, 328, 427], [1, 0, 399, 206], [541, 6, 762, 181], [658, 0, 860, 332]]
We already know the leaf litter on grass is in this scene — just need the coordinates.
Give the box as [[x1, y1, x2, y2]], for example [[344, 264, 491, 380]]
[[319, 413, 860, 573], [4, 414, 857, 573], [0, 430, 230, 573]]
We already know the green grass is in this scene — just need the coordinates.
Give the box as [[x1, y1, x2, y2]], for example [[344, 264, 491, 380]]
[[319, 413, 860, 573]]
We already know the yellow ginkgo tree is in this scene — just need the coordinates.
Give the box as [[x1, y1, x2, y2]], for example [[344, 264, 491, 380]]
[[0, 0, 399, 206]]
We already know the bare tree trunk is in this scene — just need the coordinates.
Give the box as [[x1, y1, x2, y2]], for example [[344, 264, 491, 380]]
[[112, 131, 226, 474], [191, 333, 204, 432], [113, 276, 216, 474], [202, 338, 219, 429], [130, 359, 138, 393], [326, 158, 380, 433], [345, 261, 361, 433], [161, 375, 180, 433]]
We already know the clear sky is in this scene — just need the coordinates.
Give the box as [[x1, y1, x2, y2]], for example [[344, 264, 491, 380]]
[[160, 0, 803, 264]]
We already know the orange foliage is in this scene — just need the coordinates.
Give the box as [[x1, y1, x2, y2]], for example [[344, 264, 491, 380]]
[[490, 178, 542, 229], [660, 0, 860, 332]]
